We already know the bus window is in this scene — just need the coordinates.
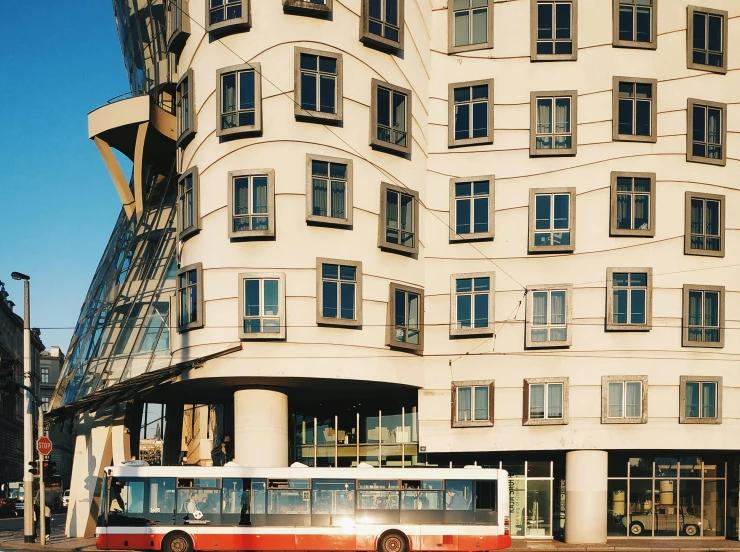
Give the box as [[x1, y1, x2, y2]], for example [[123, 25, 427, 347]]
[[251, 480, 266, 514], [222, 479, 250, 515], [109, 478, 145, 514], [475, 480, 496, 510], [177, 488, 221, 515], [148, 478, 176, 514], [312, 480, 355, 515], [357, 481, 400, 511], [267, 479, 310, 514], [445, 481, 473, 511]]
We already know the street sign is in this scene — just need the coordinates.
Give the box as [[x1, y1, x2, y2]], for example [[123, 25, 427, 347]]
[[36, 436, 52, 456]]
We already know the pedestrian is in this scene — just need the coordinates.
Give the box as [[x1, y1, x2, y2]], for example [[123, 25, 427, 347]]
[[32, 498, 40, 541], [45, 503, 51, 540], [221, 435, 234, 463]]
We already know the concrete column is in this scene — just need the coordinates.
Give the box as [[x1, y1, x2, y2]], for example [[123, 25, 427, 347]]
[[565, 450, 608, 544], [163, 403, 184, 465], [233, 389, 288, 467]]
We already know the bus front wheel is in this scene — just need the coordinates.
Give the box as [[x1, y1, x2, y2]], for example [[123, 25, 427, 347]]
[[378, 531, 408, 552], [162, 531, 193, 552]]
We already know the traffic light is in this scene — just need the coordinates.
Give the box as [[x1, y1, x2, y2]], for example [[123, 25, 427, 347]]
[[42, 460, 57, 480], [0, 357, 16, 394], [28, 460, 39, 477]]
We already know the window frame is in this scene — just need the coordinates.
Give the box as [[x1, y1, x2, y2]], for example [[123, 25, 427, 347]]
[[606, 267, 653, 331], [686, 5, 728, 74], [679, 375, 722, 424], [612, 76, 657, 143], [294, 47, 343, 124], [206, 0, 251, 36], [370, 79, 413, 157], [360, 0, 405, 53], [449, 175, 495, 242], [283, 0, 333, 17], [684, 191, 725, 257], [176, 262, 204, 332], [238, 272, 286, 340], [378, 182, 420, 256], [227, 168, 276, 240], [448, 79, 495, 148], [216, 63, 263, 139], [523, 377, 569, 426], [612, 0, 657, 50], [525, 283, 573, 348], [451, 380, 494, 428], [448, 0, 495, 54], [609, 171, 656, 237], [176, 68, 197, 149], [450, 271, 495, 338], [686, 98, 727, 166], [177, 166, 201, 242], [530, 0, 578, 62], [529, 90, 578, 156], [601, 375, 648, 424], [682, 284, 725, 348], [528, 187, 576, 253], [386, 282, 424, 353], [167, 0, 191, 55], [316, 258, 363, 327], [305, 154, 353, 228]]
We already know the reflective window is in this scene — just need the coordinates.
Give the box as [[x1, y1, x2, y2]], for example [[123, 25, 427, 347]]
[[312, 480, 355, 514], [691, 104, 723, 160], [393, 288, 421, 346], [617, 81, 653, 138], [453, 84, 490, 141], [614, 176, 651, 233], [692, 10, 724, 68], [385, 188, 415, 249], [311, 160, 347, 220], [534, 192, 571, 247], [300, 53, 337, 114], [453, 0, 489, 48], [376, 87, 408, 148], [321, 263, 358, 322], [610, 271, 649, 327], [687, 289, 721, 343], [535, 1, 573, 56], [243, 278, 280, 334], [210, 0, 243, 25], [148, 478, 176, 514], [454, 180, 490, 237], [221, 69, 256, 130], [367, 0, 401, 44], [233, 174, 269, 232], [454, 277, 490, 330], [618, 0, 653, 44], [445, 480, 473, 510]]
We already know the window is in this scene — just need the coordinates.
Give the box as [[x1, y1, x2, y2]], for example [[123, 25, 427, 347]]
[[41, 397, 49, 413], [525, 284, 572, 348], [613, 0, 656, 49], [609, 172, 655, 237], [451, 381, 493, 427], [687, 98, 726, 166], [449, 176, 494, 242], [167, 0, 191, 55], [306, 154, 353, 227], [177, 263, 203, 332], [684, 192, 724, 257], [41, 365, 49, 384], [523, 378, 568, 425], [176, 69, 196, 148], [238, 272, 286, 339], [682, 285, 724, 348], [530, 91, 577, 155], [206, 0, 251, 35], [294, 48, 343, 123], [361, 0, 404, 52], [378, 183, 419, 256], [316, 258, 362, 327], [680, 376, 722, 424], [371, 80, 412, 157], [216, 63, 262, 138], [283, 0, 332, 16], [531, 0, 577, 61], [450, 272, 495, 337], [606, 268, 652, 331], [528, 188, 575, 253], [612, 77, 657, 142], [687, 5, 727, 74], [448, 0, 494, 53], [386, 283, 424, 353], [602, 376, 648, 423], [448, 79, 494, 147], [228, 169, 275, 239], [177, 167, 200, 241]]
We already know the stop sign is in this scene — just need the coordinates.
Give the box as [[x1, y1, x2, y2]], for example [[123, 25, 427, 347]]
[[36, 437, 52, 456]]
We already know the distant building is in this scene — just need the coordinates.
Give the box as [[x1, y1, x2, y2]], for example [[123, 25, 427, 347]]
[[40, 347, 74, 489]]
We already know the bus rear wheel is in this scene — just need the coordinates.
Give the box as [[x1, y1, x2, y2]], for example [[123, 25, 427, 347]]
[[162, 531, 193, 552], [378, 531, 408, 552]]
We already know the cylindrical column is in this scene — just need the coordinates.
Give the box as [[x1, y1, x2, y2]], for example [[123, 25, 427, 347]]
[[233, 389, 288, 467], [565, 450, 608, 544]]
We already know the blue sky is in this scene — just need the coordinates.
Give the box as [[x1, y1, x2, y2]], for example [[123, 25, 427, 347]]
[[0, 3, 131, 352]]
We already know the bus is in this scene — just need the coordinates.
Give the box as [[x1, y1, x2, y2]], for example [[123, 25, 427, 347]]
[[97, 464, 511, 552]]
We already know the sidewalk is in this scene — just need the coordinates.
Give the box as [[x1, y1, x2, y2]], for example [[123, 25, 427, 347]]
[[0, 535, 95, 552], [510, 538, 740, 551]]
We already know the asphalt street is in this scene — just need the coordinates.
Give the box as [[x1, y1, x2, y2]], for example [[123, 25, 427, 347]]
[[0, 511, 67, 541]]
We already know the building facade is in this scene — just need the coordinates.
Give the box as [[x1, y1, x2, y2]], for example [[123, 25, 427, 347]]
[[51, 0, 740, 543]]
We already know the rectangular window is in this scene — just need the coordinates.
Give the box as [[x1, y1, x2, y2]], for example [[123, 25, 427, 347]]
[[608, 381, 642, 418], [528, 188, 576, 253], [361, 0, 404, 51], [306, 154, 353, 227], [682, 285, 724, 347], [524, 378, 568, 425], [283, 0, 333, 16], [317, 258, 362, 327], [238, 272, 286, 339], [684, 192, 724, 257], [613, 0, 656, 49], [371, 80, 412, 156], [217, 63, 262, 138], [41, 365, 49, 384], [607, 268, 652, 331], [610, 172, 655, 237], [176, 69, 197, 148], [177, 167, 200, 241], [687, 98, 726, 166], [530, 91, 577, 155], [526, 284, 572, 348], [177, 263, 203, 332], [449, 0, 493, 53], [378, 183, 419, 256], [207, 0, 251, 35], [387, 283, 424, 352], [167, 0, 191, 56], [294, 48, 342, 123], [452, 380, 493, 427], [228, 169, 275, 239], [531, 0, 577, 61], [41, 397, 49, 413], [449, 79, 494, 147], [687, 5, 727, 73], [613, 77, 657, 142], [680, 376, 722, 423], [450, 176, 494, 241], [450, 272, 495, 337]]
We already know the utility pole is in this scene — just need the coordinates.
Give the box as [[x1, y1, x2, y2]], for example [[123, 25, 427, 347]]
[[38, 406, 46, 546]]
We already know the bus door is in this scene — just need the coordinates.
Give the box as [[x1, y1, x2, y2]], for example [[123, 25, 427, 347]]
[[175, 477, 231, 549], [301, 479, 356, 550], [106, 477, 149, 550], [401, 480, 446, 552]]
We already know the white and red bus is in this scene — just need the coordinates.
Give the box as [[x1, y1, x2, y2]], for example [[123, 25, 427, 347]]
[[97, 464, 511, 552]]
